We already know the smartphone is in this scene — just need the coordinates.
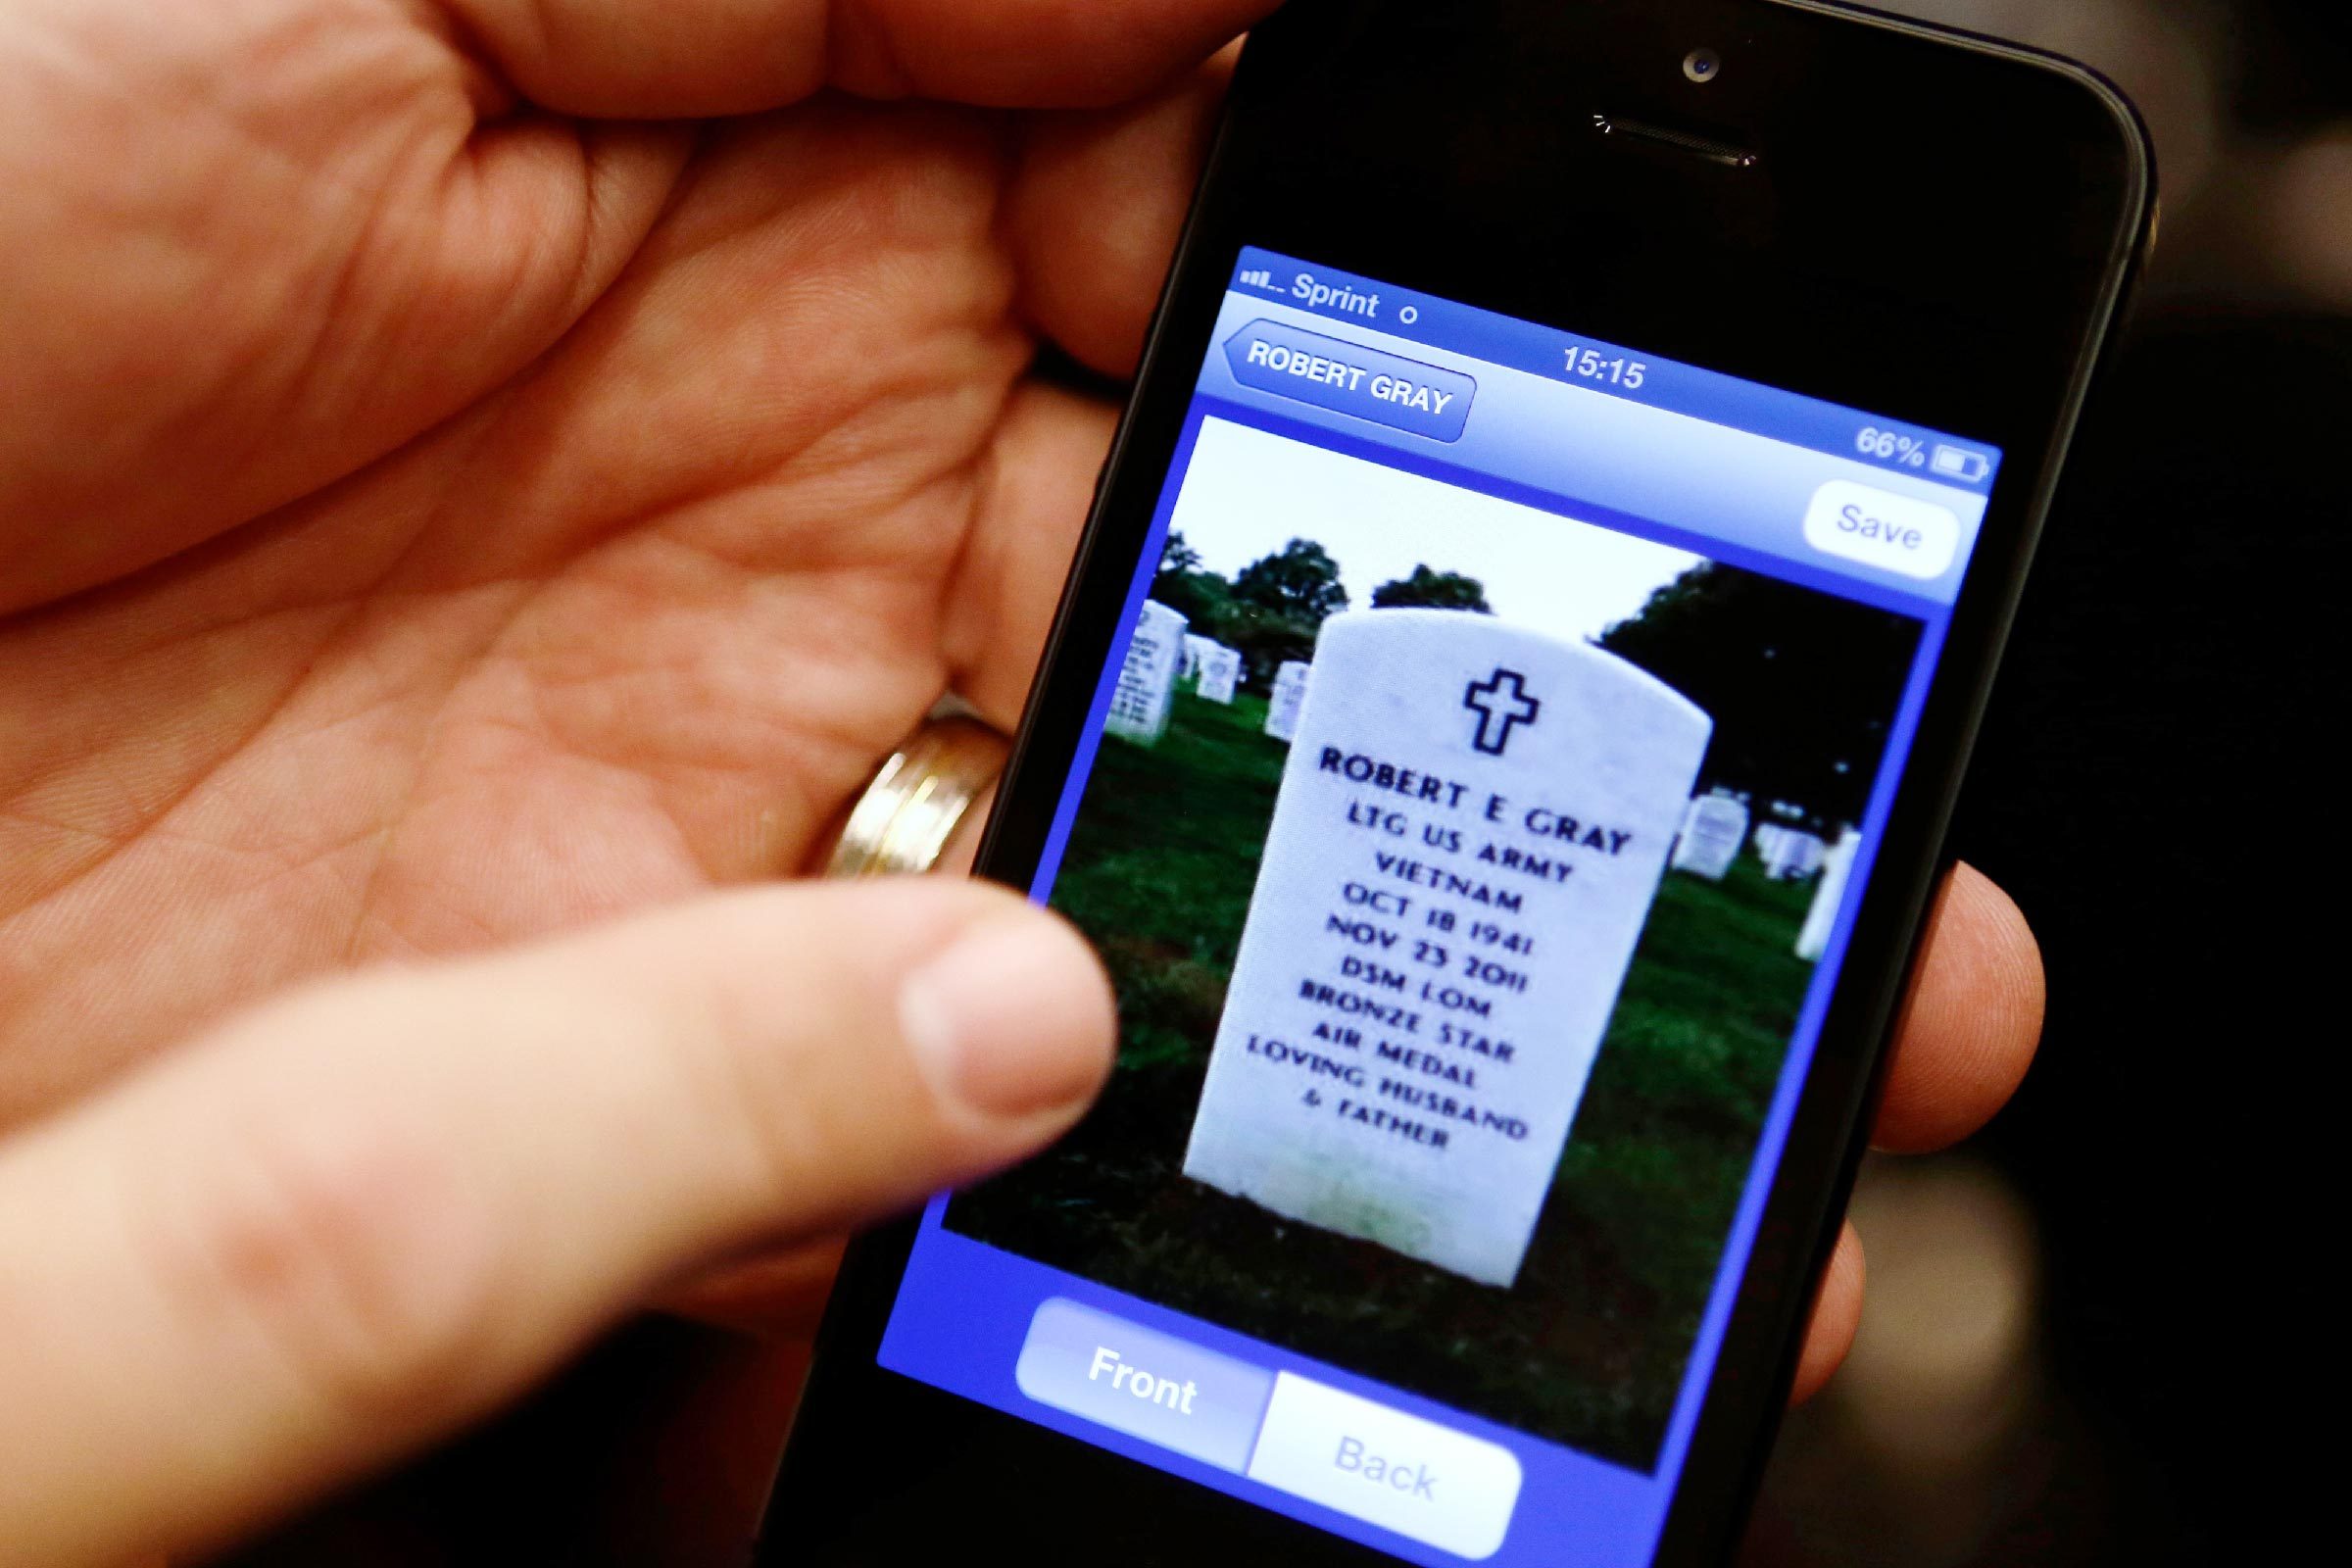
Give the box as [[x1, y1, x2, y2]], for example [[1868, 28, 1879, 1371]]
[[763, 3, 2151, 1563]]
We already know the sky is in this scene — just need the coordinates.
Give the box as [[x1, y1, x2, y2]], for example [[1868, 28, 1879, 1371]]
[[1166, 418, 1705, 647]]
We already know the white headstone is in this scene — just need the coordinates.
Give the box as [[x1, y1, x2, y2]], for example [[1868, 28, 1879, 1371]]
[[1264, 659, 1311, 743], [1196, 644, 1243, 706], [1751, 822, 1787, 865], [1105, 601, 1189, 746], [1669, 792, 1748, 881], [1794, 828, 1860, 961], [1183, 634, 1215, 682], [1766, 829, 1826, 881], [1183, 610, 1712, 1287]]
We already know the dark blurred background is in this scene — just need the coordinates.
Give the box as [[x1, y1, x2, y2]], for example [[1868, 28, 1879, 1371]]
[[233, 3, 2341, 1563], [1746, 3, 2340, 1565]]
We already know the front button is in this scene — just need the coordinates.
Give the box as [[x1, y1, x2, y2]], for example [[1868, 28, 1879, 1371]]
[[1013, 1298, 1276, 1473], [1224, 319, 1476, 442], [1246, 1372, 1523, 1560]]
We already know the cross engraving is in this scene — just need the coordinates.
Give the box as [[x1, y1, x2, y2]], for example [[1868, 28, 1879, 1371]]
[[1463, 667, 1541, 757]]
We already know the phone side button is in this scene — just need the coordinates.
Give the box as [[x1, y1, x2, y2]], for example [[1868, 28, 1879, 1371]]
[[1013, 1298, 1277, 1474], [1245, 1372, 1523, 1561]]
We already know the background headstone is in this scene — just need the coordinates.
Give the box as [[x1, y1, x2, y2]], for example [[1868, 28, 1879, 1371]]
[[1184, 610, 1711, 1287], [1105, 601, 1189, 746], [1196, 644, 1243, 706], [1795, 828, 1861, 961], [1766, 829, 1826, 881], [1263, 660, 1311, 743], [1183, 633, 1216, 682], [1669, 792, 1749, 881]]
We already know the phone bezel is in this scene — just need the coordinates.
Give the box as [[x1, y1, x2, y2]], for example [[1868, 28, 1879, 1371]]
[[762, 3, 2152, 1563]]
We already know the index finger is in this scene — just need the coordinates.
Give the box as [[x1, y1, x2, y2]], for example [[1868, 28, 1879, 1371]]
[[446, 0, 1276, 117]]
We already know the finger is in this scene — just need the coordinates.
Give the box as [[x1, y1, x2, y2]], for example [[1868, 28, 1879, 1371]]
[[446, 0, 1274, 118], [1789, 1222, 1866, 1404], [947, 382, 1120, 728], [660, 1237, 848, 1336], [1006, 48, 1237, 374], [667, 782, 1001, 1341], [666, 796, 992, 1336], [0, 880, 1110, 1568], [1874, 863, 2046, 1153]]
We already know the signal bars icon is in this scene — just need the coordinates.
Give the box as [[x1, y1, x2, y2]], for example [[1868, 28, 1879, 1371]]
[[1239, 268, 1280, 291]]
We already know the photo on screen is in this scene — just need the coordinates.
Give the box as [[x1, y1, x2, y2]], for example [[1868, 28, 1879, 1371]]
[[948, 417, 1924, 1470]]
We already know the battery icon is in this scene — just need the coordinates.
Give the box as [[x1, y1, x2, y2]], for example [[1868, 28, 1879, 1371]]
[[1931, 444, 1991, 482]]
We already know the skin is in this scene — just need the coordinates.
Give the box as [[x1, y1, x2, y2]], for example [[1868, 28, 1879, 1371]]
[[0, 3, 2045, 1561]]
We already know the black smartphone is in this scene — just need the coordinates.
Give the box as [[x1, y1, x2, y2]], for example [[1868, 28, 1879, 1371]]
[[764, 3, 2151, 1563]]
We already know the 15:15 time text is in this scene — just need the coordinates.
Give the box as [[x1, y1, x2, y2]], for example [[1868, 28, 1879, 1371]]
[[1564, 346, 1647, 388]]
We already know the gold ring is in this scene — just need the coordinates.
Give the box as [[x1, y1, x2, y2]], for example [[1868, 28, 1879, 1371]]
[[823, 715, 1009, 878]]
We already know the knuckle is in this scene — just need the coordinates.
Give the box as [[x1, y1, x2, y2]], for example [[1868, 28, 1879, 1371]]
[[139, 1099, 498, 1427]]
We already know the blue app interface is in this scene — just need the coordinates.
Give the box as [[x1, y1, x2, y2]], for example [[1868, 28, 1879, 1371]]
[[875, 248, 2002, 1565]]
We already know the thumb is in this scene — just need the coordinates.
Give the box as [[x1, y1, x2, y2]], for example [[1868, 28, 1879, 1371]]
[[0, 879, 1110, 1568]]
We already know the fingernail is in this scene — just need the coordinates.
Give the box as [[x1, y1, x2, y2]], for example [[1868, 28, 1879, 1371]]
[[901, 916, 1113, 1120]]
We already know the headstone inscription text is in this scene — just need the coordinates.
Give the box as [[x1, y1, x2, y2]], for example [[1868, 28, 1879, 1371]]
[[1183, 610, 1713, 1287], [1264, 660, 1311, 743], [1105, 601, 1189, 746], [1669, 792, 1749, 881]]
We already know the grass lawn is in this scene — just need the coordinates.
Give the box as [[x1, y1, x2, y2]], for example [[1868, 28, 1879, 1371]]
[[947, 688, 1817, 1470]]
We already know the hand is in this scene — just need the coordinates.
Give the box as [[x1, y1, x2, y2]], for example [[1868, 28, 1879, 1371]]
[[0, 0, 2042, 1558], [0, 0, 1265, 1114], [0, 879, 1115, 1567]]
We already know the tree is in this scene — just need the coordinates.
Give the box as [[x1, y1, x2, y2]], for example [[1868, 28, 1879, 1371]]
[[1152, 529, 1202, 586], [1371, 564, 1493, 613], [1233, 538, 1348, 622], [1596, 564, 1921, 827], [1220, 604, 1317, 692], [1149, 530, 1234, 641], [1226, 538, 1348, 690]]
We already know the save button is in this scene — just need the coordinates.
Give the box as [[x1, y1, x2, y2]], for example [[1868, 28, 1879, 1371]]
[[1801, 479, 1961, 581]]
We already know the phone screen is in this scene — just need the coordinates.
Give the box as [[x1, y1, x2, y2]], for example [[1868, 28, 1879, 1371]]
[[873, 246, 2003, 1566]]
